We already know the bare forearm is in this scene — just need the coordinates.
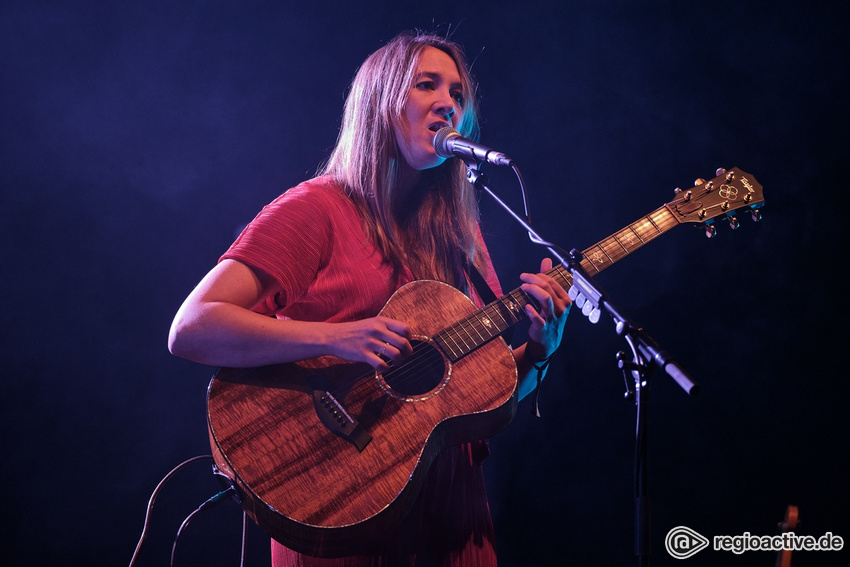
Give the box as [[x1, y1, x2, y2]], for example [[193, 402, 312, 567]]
[[168, 300, 332, 367]]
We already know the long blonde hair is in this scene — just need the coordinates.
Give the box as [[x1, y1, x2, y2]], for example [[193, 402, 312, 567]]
[[321, 31, 483, 289]]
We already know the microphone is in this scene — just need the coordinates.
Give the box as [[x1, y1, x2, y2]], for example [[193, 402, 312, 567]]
[[433, 127, 513, 167]]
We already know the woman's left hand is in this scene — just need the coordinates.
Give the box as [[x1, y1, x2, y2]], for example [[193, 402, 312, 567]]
[[519, 257, 572, 361]]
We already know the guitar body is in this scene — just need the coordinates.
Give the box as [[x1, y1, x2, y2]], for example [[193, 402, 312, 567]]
[[207, 280, 519, 557]]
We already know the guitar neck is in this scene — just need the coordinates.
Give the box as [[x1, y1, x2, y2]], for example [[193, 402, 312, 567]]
[[434, 204, 680, 361], [575, 203, 680, 277]]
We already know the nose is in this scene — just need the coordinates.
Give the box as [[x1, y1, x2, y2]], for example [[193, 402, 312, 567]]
[[435, 105, 456, 130], [434, 93, 457, 123], [434, 104, 455, 123]]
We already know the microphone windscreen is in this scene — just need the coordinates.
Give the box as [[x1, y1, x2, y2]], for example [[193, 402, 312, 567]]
[[433, 127, 460, 158]]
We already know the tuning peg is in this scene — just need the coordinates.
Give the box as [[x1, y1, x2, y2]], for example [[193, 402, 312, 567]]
[[715, 168, 726, 176], [751, 207, 762, 222], [694, 177, 706, 187], [705, 222, 717, 238], [674, 187, 693, 201], [727, 213, 739, 230]]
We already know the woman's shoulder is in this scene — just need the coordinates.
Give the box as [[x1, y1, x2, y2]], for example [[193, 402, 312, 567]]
[[254, 175, 353, 221], [276, 175, 349, 205]]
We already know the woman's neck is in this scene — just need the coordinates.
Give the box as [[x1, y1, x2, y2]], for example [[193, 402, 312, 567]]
[[394, 161, 422, 203], [392, 162, 430, 226]]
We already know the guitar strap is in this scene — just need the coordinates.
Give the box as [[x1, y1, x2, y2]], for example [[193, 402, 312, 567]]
[[466, 261, 513, 342]]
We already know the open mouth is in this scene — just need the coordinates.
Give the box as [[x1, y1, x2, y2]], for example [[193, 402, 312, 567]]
[[428, 122, 449, 133]]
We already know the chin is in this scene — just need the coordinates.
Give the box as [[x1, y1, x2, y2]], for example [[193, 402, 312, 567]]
[[417, 154, 448, 171]]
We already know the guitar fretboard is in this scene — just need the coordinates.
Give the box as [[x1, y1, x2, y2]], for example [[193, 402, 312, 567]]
[[433, 205, 680, 362], [579, 205, 678, 275]]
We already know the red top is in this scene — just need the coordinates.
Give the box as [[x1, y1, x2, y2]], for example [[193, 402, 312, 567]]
[[222, 176, 502, 566]]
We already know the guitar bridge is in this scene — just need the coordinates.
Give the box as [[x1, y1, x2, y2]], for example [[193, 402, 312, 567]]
[[311, 387, 372, 452]]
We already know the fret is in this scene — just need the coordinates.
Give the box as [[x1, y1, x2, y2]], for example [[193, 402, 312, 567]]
[[484, 300, 510, 335], [616, 225, 643, 251], [454, 323, 475, 354], [600, 236, 628, 263], [649, 207, 675, 233], [632, 216, 659, 243], [498, 295, 524, 326], [483, 302, 503, 333], [596, 241, 616, 264], [584, 245, 610, 272], [646, 213, 661, 234], [434, 329, 463, 361], [518, 288, 536, 309], [627, 224, 645, 244], [612, 233, 630, 254], [581, 255, 601, 275], [470, 312, 494, 340], [483, 309, 507, 334], [551, 264, 573, 289], [462, 313, 490, 344], [503, 291, 529, 327]]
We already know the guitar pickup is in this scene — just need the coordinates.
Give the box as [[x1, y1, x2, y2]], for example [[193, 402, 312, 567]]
[[311, 387, 372, 452]]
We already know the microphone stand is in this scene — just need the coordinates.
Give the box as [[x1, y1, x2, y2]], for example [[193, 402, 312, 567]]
[[464, 161, 699, 567]]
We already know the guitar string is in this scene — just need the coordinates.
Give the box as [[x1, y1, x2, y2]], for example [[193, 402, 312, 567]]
[[323, 339, 443, 400], [321, 176, 733, 401], [323, 297, 522, 400], [588, 210, 677, 272], [323, 285, 545, 400]]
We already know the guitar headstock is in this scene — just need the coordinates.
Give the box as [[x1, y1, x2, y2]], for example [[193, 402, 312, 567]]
[[667, 167, 764, 237]]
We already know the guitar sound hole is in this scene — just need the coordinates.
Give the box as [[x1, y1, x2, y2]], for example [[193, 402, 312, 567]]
[[381, 339, 446, 398]]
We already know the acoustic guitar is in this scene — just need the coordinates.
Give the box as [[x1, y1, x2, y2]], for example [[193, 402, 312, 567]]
[[207, 168, 764, 557]]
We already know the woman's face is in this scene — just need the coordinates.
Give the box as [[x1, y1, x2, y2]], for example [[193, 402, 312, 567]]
[[394, 46, 466, 171]]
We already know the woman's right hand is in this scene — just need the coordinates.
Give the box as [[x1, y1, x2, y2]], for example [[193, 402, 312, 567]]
[[323, 316, 412, 371]]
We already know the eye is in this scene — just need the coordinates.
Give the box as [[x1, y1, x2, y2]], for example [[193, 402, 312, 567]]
[[451, 91, 465, 107], [415, 80, 435, 90]]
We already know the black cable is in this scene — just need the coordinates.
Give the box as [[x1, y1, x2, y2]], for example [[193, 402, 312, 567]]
[[128, 455, 214, 567], [169, 486, 237, 567], [511, 162, 571, 259]]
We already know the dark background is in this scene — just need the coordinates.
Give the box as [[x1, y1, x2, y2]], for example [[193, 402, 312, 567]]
[[2, 1, 848, 565]]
